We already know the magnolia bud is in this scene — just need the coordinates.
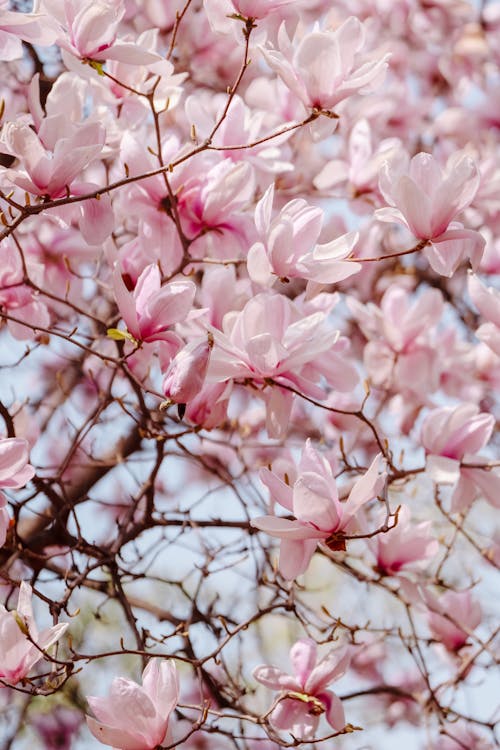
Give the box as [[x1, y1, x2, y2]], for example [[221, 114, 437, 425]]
[[162, 333, 214, 404]]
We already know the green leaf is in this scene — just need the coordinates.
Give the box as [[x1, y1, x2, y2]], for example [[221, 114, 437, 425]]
[[107, 328, 136, 343], [88, 60, 105, 76]]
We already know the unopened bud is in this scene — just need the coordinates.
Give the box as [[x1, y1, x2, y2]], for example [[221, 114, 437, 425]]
[[162, 333, 214, 404]]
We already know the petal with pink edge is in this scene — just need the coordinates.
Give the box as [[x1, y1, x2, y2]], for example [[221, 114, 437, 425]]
[[141, 658, 179, 715], [344, 454, 385, 521], [465, 467, 500, 509], [86, 717, 150, 750], [252, 665, 301, 692], [305, 647, 350, 694], [259, 467, 294, 512], [279, 537, 318, 579], [289, 638, 317, 687], [321, 689, 346, 731], [251, 516, 323, 540], [79, 194, 114, 245], [293, 472, 340, 531]]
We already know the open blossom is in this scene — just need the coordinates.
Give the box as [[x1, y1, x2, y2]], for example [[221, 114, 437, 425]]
[[251, 441, 386, 578], [32, 706, 82, 750], [260, 17, 390, 113], [376, 150, 485, 276], [422, 403, 500, 511], [314, 118, 402, 209], [0, 582, 68, 685], [185, 92, 293, 174], [0, 119, 105, 199], [253, 638, 350, 739], [176, 158, 255, 259], [0, 241, 50, 340], [468, 272, 500, 356], [368, 505, 438, 577], [0, 113, 112, 245], [113, 264, 196, 345], [209, 293, 341, 387], [0, 73, 115, 245], [425, 589, 481, 652], [247, 183, 360, 287], [348, 285, 443, 398], [86, 658, 178, 750], [208, 292, 354, 437], [37, 0, 161, 65]]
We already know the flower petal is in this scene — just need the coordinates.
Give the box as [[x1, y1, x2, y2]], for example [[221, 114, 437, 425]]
[[250, 516, 322, 540], [289, 639, 317, 687], [279, 537, 318, 579], [305, 647, 350, 694]]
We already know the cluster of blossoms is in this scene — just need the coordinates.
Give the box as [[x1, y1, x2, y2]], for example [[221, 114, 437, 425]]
[[0, 1, 499, 749]]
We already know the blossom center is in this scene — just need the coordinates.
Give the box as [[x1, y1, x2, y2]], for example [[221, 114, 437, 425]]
[[287, 691, 326, 716]]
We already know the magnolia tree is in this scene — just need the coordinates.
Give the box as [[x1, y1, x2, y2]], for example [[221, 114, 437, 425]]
[[0, 0, 499, 748]]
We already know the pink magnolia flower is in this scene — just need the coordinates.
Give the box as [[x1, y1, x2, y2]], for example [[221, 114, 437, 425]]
[[368, 505, 438, 577], [115, 133, 185, 277], [247, 183, 360, 287], [208, 293, 351, 437], [253, 638, 350, 739], [425, 589, 482, 652], [421, 403, 500, 511], [3, 75, 115, 245], [0, 118, 112, 245], [376, 150, 485, 276], [38, 0, 162, 65], [468, 272, 500, 356], [313, 118, 402, 210], [112, 263, 196, 345], [86, 658, 179, 750], [184, 93, 293, 173], [0, 119, 105, 199], [0, 239, 51, 340], [162, 334, 214, 404], [32, 706, 82, 750], [176, 157, 255, 259], [209, 293, 340, 387], [260, 17, 390, 113], [199, 265, 250, 330], [348, 285, 443, 398], [379, 669, 427, 728], [184, 382, 231, 430], [251, 441, 386, 578], [0, 582, 68, 685]]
